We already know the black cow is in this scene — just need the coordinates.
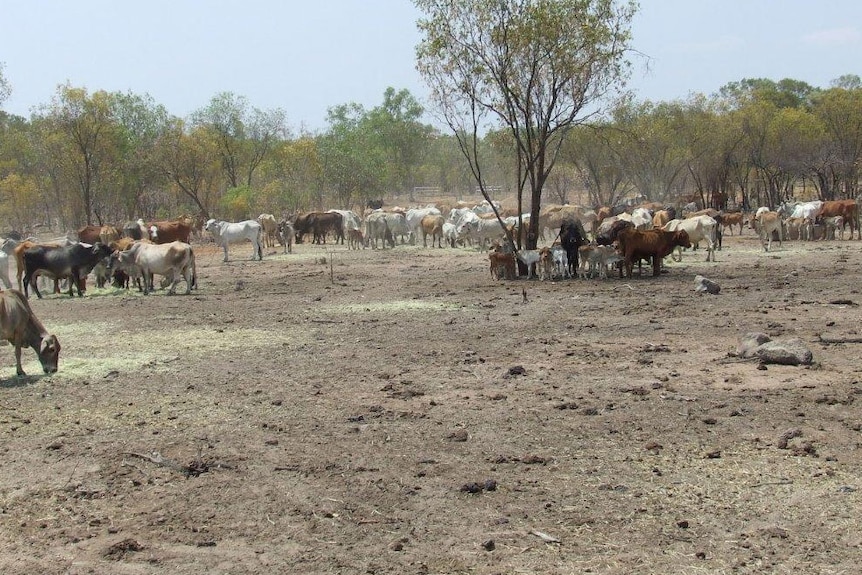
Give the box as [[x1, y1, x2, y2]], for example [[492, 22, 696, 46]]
[[559, 218, 587, 277], [293, 211, 343, 244], [22, 242, 113, 299]]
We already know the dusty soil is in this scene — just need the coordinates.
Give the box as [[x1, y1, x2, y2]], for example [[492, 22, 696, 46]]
[[1, 232, 862, 574]]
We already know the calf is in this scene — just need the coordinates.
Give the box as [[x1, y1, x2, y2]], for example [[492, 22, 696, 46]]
[[720, 211, 745, 236], [347, 228, 364, 250], [489, 251, 516, 280], [515, 249, 542, 279], [756, 211, 783, 251], [277, 219, 295, 254], [822, 215, 845, 240], [0, 289, 61, 376], [617, 228, 691, 278], [23, 242, 112, 298]]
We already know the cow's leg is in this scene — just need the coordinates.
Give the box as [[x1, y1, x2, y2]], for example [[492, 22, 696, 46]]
[[222, 246, 229, 262], [14, 345, 25, 376]]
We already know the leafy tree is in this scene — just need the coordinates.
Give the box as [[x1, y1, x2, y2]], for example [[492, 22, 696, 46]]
[[158, 119, 222, 219], [415, 0, 636, 249], [813, 87, 862, 198], [191, 92, 286, 189], [33, 84, 121, 225], [718, 78, 819, 110], [0, 62, 11, 109], [259, 136, 323, 215], [562, 123, 633, 208]]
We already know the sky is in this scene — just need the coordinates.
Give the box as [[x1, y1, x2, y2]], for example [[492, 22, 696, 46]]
[[1, 1, 860, 132]]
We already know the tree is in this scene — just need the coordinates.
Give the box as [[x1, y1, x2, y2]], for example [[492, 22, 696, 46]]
[[158, 119, 222, 219], [0, 62, 11, 109], [415, 0, 636, 249], [34, 84, 121, 225], [813, 87, 862, 198], [191, 92, 286, 189]]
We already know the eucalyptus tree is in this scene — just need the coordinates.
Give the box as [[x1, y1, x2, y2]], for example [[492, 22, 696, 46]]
[[812, 86, 862, 198], [611, 98, 691, 203], [108, 92, 172, 219], [319, 103, 385, 209], [415, 0, 636, 249], [562, 123, 633, 208], [33, 84, 122, 225], [365, 87, 432, 198], [158, 118, 222, 219], [191, 92, 287, 189], [258, 135, 323, 215]]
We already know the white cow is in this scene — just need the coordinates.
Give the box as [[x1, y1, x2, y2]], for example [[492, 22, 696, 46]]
[[442, 222, 459, 248], [405, 206, 442, 245], [327, 209, 362, 244], [364, 211, 398, 249], [663, 215, 718, 262], [205, 219, 263, 262], [115, 241, 196, 295], [457, 217, 506, 250], [0, 250, 11, 289]]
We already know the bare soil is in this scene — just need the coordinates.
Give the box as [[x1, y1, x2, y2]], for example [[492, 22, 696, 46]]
[[1, 233, 861, 574]]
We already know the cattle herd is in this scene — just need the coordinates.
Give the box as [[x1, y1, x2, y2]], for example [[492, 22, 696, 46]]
[[0, 197, 859, 376]]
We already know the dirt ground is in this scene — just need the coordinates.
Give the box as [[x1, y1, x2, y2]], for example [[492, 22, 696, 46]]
[[1, 231, 861, 575]]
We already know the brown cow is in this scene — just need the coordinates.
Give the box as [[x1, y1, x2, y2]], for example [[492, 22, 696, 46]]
[[76, 225, 102, 245], [99, 225, 121, 245], [148, 219, 193, 244], [819, 200, 858, 240], [720, 212, 745, 235], [489, 251, 516, 280], [617, 228, 691, 278], [421, 214, 445, 248], [0, 288, 61, 376]]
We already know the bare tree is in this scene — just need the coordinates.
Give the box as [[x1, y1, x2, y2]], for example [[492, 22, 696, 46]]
[[415, 0, 636, 249]]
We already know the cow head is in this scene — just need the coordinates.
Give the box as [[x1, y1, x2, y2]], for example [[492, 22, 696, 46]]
[[38, 334, 61, 374], [149, 225, 159, 241], [674, 230, 692, 249]]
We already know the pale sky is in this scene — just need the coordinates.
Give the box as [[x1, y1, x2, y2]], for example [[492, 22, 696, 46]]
[[1, 1, 859, 131]]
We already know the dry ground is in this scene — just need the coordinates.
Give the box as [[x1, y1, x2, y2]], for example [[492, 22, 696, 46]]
[[1, 232, 861, 574]]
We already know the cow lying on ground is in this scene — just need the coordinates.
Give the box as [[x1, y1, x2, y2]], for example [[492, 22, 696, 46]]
[[23, 242, 112, 298], [617, 228, 691, 278], [0, 288, 60, 376]]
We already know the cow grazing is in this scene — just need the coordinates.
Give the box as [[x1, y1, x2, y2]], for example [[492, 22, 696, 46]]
[[559, 218, 588, 276], [149, 218, 193, 244], [22, 242, 112, 298], [421, 214, 445, 248], [0, 289, 60, 376], [115, 241, 196, 295], [663, 215, 718, 262], [257, 214, 280, 248], [205, 219, 263, 262], [617, 228, 691, 278], [327, 210, 363, 245], [364, 211, 399, 249]]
